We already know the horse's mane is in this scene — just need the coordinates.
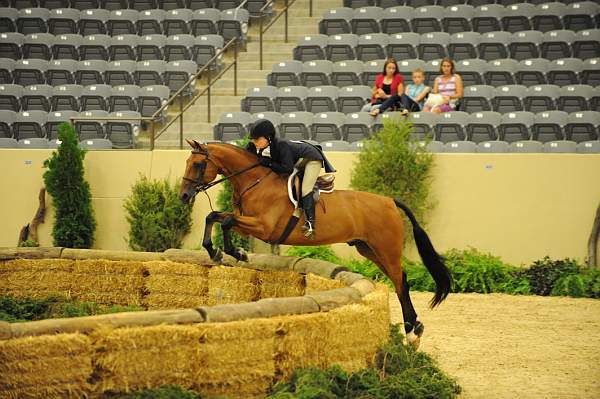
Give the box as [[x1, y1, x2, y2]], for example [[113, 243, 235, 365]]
[[206, 142, 259, 163]]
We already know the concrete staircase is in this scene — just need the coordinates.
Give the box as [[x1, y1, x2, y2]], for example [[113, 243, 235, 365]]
[[138, 0, 342, 149]]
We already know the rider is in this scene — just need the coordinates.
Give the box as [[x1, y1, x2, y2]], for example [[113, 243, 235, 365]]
[[246, 119, 335, 238]]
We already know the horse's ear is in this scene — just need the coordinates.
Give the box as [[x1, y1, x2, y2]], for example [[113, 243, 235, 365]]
[[185, 139, 197, 150], [192, 140, 202, 150]]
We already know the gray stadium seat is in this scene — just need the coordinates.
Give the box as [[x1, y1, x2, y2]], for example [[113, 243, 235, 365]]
[[137, 34, 167, 61], [524, 83, 560, 113], [448, 32, 480, 61], [485, 58, 518, 87], [565, 111, 600, 142], [381, 6, 413, 34], [444, 141, 477, 153], [478, 31, 511, 61], [461, 84, 494, 113], [331, 59, 363, 87], [306, 85, 339, 113], [130, 0, 157, 12], [213, 111, 252, 141], [100, 0, 128, 10], [467, 111, 502, 142], [191, 8, 219, 36], [22, 33, 54, 61], [21, 83, 52, 112], [411, 5, 444, 34], [361, 58, 385, 87], [17, 137, 49, 148], [280, 111, 312, 140], [14, 59, 47, 86], [576, 140, 600, 153], [14, 110, 47, 139], [47, 59, 77, 86], [137, 10, 166, 36], [541, 30, 576, 61], [164, 60, 196, 96], [71, 0, 100, 10], [0, 83, 22, 111], [250, 112, 282, 132], [109, 35, 138, 61], [192, 34, 223, 71], [435, 111, 469, 143], [165, 33, 194, 62], [81, 84, 111, 111], [0, 137, 17, 147], [48, 8, 79, 35], [532, 110, 568, 142], [326, 34, 358, 62], [548, 58, 583, 87], [342, 112, 372, 142], [502, 3, 535, 33], [386, 32, 419, 61], [267, 60, 302, 87], [573, 29, 600, 60], [423, 58, 442, 85], [510, 30, 543, 61], [189, 0, 214, 10], [543, 140, 577, 153], [563, 1, 598, 32], [493, 84, 527, 113], [533, 2, 567, 33], [301, 60, 333, 88], [581, 58, 600, 86], [321, 140, 352, 151], [137, 84, 169, 120], [396, 58, 425, 85], [0, 57, 14, 84], [109, 84, 140, 112], [0, 109, 16, 138], [218, 8, 249, 46], [311, 112, 345, 142], [79, 9, 109, 36], [164, 9, 192, 36], [51, 84, 82, 112], [76, 109, 107, 140], [79, 34, 110, 61], [106, 10, 140, 36], [456, 58, 486, 86], [275, 86, 307, 113], [79, 138, 112, 149], [425, 140, 445, 152], [75, 60, 107, 86], [351, 6, 383, 35], [46, 109, 77, 139], [406, 111, 439, 140], [319, 8, 353, 35], [509, 140, 543, 152], [105, 60, 136, 87], [557, 84, 594, 112], [498, 111, 535, 142], [418, 32, 450, 61], [472, 4, 504, 34], [106, 110, 139, 148], [241, 85, 277, 113], [443, 4, 474, 34], [52, 33, 82, 60], [477, 140, 509, 153], [135, 60, 166, 87], [337, 84, 371, 113], [356, 33, 388, 62], [516, 58, 550, 86], [17, 8, 50, 35], [0, 8, 18, 34], [294, 34, 328, 62], [349, 140, 365, 151]]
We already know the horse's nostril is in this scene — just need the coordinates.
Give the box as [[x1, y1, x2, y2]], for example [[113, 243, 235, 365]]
[[181, 193, 189, 203]]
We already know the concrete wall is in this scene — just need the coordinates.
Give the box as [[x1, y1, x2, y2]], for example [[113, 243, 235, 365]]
[[1, 149, 599, 266]]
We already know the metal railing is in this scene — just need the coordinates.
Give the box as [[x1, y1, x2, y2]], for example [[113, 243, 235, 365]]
[[259, 0, 299, 70], [71, 37, 239, 150]]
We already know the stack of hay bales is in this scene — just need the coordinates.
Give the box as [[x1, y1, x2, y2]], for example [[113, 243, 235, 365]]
[[144, 261, 211, 309], [0, 259, 74, 299], [207, 266, 261, 305]]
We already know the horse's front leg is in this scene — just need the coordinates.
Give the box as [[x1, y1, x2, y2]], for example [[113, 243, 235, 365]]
[[221, 215, 248, 262], [220, 214, 268, 261], [203, 211, 229, 263]]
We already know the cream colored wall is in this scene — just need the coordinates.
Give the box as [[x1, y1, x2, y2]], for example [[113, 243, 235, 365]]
[[1, 149, 599, 266]]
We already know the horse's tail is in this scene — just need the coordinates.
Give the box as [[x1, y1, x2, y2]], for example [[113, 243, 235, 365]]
[[394, 199, 452, 308]]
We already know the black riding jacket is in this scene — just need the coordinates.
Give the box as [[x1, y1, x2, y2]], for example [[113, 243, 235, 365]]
[[246, 138, 335, 175]]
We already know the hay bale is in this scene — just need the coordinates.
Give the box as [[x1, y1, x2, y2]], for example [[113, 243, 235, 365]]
[[61, 248, 162, 261], [207, 266, 260, 305], [144, 261, 211, 309], [0, 247, 63, 260], [0, 321, 11, 340], [0, 259, 74, 299], [161, 249, 213, 266], [258, 270, 305, 299], [196, 319, 277, 398], [0, 333, 93, 398], [69, 260, 145, 306], [305, 273, 346, 293]]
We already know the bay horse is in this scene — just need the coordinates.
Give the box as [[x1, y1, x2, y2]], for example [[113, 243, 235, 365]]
[[179, 140, 452, 346]]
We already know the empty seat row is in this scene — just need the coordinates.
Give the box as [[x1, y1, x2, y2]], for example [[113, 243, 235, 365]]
[[0, 84, 170, 116], [242, 83, 600, 114], [0, 137, 124, 149], [320, 3, 600, 36], [0, 0, 267, 13], [0, 8, 248, 43], [213, 110, 600, 144], [0, 59, 199, 90], [345, 0, 600, 10], [0, 33, 224, 66], [0, 109, 139, 148], [268, 58, 600, 89], [293, 30, 600, 62]]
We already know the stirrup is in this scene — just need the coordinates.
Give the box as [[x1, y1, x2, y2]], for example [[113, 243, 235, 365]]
[[302, 221, 315, 239]]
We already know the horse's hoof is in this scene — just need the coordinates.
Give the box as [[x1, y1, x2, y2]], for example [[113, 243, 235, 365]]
[[406, 331, 421, 349], [414, 321, 425, 337], [234, 248, 248, 262], [211, 248, 223, 264]]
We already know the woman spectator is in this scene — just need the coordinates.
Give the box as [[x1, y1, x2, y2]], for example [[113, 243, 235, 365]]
[[361, 58, 404, 114], [369, 68, 430, 116], [423, 57, 463, 114]]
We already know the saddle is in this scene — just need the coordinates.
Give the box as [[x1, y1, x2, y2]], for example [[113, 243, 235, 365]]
[[287, 170, 335, 209]]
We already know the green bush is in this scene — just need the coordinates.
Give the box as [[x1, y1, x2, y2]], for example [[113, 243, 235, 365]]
[[213, 138, 251, 252], [0, 296, 142, 323], [350, 119, 434, 236], [519, 257, 580, 296], [18, 239, 39, 247], [43, 122, 96, 248], [124, 175, 193, 252]]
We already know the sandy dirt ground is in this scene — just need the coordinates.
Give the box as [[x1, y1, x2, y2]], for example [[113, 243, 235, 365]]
[[389, 292, 600, 399]]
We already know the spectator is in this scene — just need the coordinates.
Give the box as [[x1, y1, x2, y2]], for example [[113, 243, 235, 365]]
[[361, 57, 404, 114], [369, 68, 430, 116], [423, 57, 463, 114]]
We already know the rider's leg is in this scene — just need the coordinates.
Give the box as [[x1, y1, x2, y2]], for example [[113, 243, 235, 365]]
[[300, 160, 322, 238]]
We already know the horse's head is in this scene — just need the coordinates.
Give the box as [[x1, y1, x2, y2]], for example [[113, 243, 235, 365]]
[[179, 139, 220, 204]]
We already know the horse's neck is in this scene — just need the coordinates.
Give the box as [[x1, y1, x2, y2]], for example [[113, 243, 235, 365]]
[[212, 145, 272, 194]]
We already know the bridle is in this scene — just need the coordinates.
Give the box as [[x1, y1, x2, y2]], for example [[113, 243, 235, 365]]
[[182, 146, 263, 195]]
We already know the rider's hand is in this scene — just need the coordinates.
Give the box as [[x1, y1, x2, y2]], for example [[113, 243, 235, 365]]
[[259, 156, 272, 168], [245, 142, 257, 153]]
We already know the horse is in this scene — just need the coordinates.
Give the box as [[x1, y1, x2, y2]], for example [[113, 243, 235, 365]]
[[179, 140, 452, 346]]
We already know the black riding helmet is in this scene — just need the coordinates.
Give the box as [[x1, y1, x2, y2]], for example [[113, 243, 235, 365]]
[[250, 119, 276, 141]]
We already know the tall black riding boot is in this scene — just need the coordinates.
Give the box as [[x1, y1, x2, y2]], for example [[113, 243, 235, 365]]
[[301, 193, 316, 238]]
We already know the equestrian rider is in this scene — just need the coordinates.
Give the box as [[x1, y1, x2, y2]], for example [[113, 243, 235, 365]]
[[245, 119, 335, 238]]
